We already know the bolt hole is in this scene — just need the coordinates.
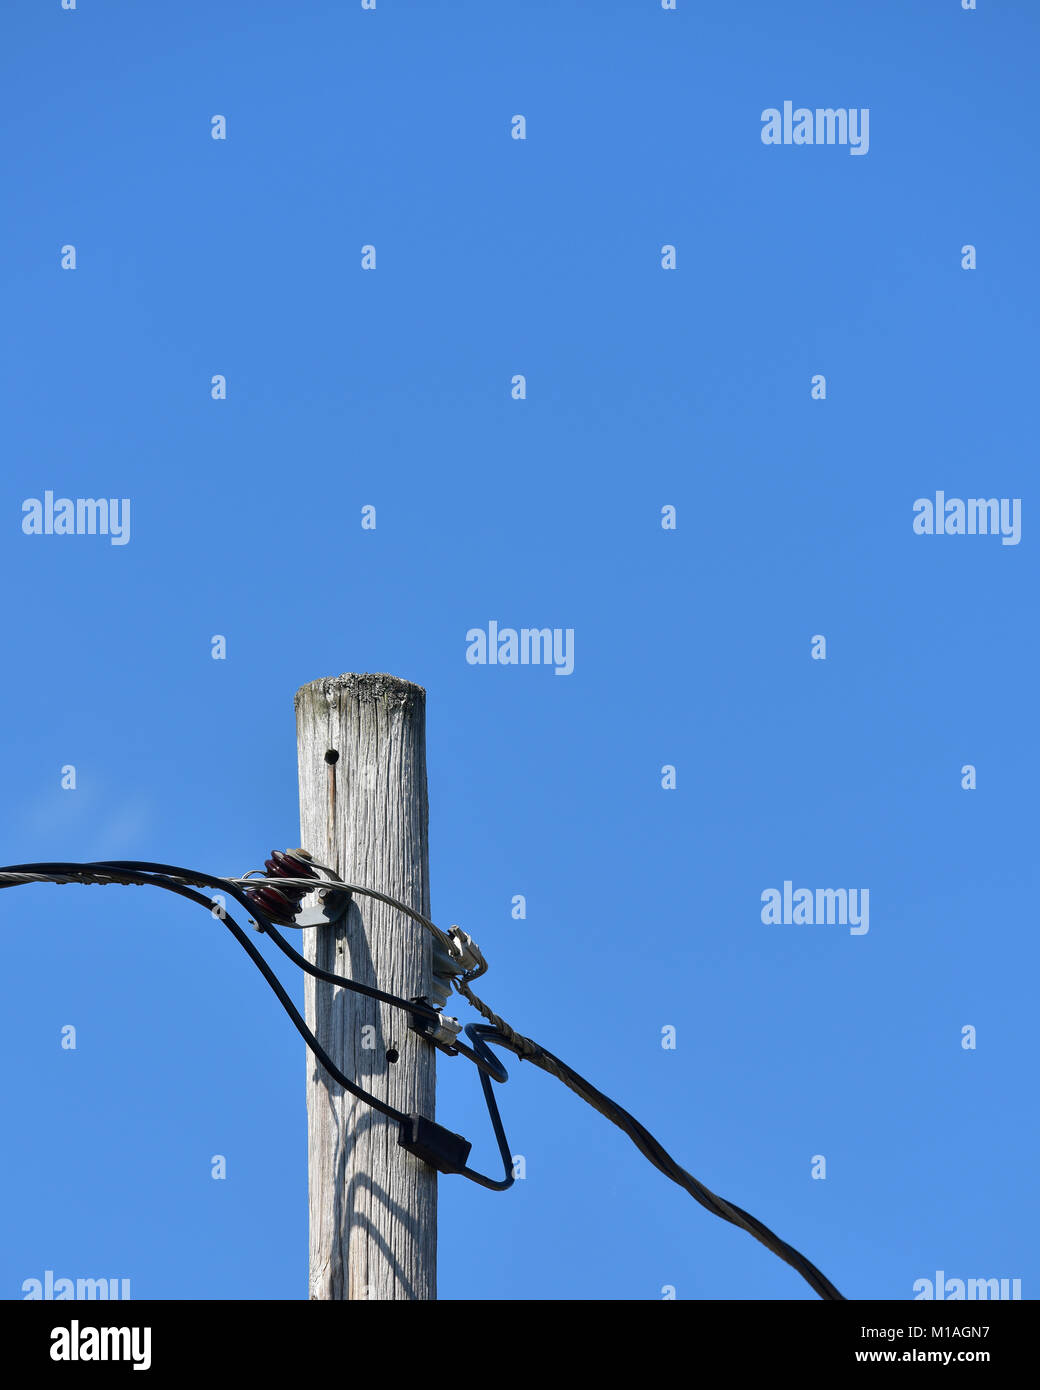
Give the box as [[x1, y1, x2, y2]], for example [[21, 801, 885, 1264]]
[[324, 750, 339, 765], [385, 1048, 399, 1064]]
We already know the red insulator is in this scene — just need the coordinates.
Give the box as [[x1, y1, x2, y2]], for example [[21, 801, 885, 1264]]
[[242, 848, 319, 925]]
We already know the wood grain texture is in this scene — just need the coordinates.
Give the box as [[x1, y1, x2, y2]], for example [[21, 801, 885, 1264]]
[[296, 673, 436, 1301]]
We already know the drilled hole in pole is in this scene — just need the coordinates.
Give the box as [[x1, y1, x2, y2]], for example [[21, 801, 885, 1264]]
[[324, 750, 339, 765]]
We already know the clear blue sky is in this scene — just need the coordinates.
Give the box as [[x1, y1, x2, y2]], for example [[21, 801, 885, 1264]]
[[1, 0, 1036, 1302]]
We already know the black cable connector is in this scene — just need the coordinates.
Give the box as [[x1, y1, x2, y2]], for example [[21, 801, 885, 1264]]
[[397, 1115, 473, 1174]]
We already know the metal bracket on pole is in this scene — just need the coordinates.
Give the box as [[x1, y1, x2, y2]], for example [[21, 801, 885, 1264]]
[[294, 886, 352, 929]]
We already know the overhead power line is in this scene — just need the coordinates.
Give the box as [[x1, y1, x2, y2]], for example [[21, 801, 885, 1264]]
[[0, 854, 845, 1300]]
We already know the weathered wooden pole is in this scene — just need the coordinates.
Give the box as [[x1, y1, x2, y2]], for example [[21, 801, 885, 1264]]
[[295, 673, 436, 1301]]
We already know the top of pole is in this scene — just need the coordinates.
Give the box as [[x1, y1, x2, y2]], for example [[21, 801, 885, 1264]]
[[295, 673, 426, 712]]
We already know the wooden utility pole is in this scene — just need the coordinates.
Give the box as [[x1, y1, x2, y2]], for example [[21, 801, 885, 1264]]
[[295, 673, 436, 1301]]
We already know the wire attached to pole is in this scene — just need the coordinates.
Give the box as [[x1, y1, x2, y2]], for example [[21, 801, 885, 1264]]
[[0, 855, 844, 1299]]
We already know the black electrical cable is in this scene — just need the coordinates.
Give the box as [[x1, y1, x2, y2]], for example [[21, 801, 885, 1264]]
[[0, 861, 514, 1169], [96, 858, 443, 933], [0, 860, 444, 1028], [5, 861, 502, 1087], [471, 1023, 845, 1301], [0, 861, 410, 1124], [191, 892, 410, 1125], [259, 918, 441, 1026], [0, 859, 845, 1299], [456, 1025, 513, 1191]]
